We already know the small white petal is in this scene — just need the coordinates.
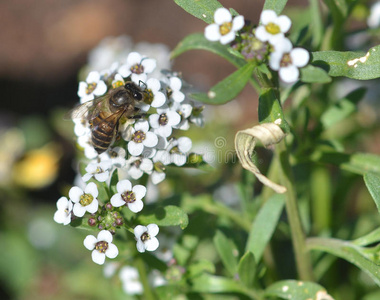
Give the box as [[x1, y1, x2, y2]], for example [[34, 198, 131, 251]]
[[85, 182, 99, 198], [171, 91, 185, 103], [155, 125, 172, 138], [232, 15, 244, 31], [97, 230, 113, 243], [118, 64, 131, 77], [170, 77, 182, 90], [140, 159, 153, 171], [86, 71, 100, 83], [127, 52, 142, 66], [134, 120, 149, 132], [84, 235, 97, 250], [82, 173, 93, 182], [279, 65, 300, 83], [129, 167, 144, 179], [149, 114, 160, 128], [141, 58, 157, 74], [214, 7, 232, 24], [147, 78, 160, 91], [143, 132, 158, 147], [105, 243, 119, 258], [220, 31, 235, 45], [136, 240, 146, 253], [172, 153, 187, 166], [128, 142, 144, 156], [73, 203, 86, 217], [269, 52, 283, 71], [56, 197, 69, 210], [255, 26, 270, 42], [86, 199, 99, 214], [178, 137, 192, 153], [69, 186, 83, 203], [77, 82, 87, 98], [134, 225, 147, 239], [110, 194, 125, 207], [117, 179, 132, 193], [145, 237, 159, 251], [151, 92, 166, 108], [167, 111, 181, 126], [92, 250, 106, 265], [147, 224, 159, 236], [133, 185, 147, 200], [205, 24, 221, 42], [93, 81, 107, 96], [260, 10, 277, 24], [151, 171, 166, 184], [277, 15, 292, 33], [94, 172, 109, 182], [290, 48, 310, 67], [128, 199, 144, 213]]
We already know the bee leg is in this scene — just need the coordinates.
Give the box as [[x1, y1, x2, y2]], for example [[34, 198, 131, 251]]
[[130, 114, 147, 120]]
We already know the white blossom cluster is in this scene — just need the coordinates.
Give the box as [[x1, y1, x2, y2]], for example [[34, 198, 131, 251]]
[[204, 8, 309, 83], [54, 40, 205, 268]]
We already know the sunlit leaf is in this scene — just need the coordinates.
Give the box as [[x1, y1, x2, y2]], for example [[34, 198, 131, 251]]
[[312, 45, 380, 80], [136, 205, 189, 229], [213, 230, 239, 276], [174, 0, 223, 24], [300, 65, 332, 83], [238, 252, 256, 287], [364, 173, 380, 213], [263, 0, 288, 14], [191, 274, 246, 293]]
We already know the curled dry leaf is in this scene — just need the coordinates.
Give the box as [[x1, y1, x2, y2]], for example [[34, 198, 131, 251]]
[[235, 123, 287, 193]]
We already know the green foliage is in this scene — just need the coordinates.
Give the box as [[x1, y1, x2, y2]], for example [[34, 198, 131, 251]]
[[136, 205, 189, 229], [173, 0, 223, 24], [264, 280, 329, 300], [364, 173, 380, 213]]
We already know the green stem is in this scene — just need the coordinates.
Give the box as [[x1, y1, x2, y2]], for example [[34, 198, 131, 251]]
[[135, 256, 156, 300], [276, 140, 314, 281]]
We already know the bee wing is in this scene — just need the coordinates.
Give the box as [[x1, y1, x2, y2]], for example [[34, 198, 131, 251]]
[[64, 95, 109, 121]]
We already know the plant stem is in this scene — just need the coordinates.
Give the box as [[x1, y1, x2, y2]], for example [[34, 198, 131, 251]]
[[136, 256, 156, 300], [276, 140, 314, 281]]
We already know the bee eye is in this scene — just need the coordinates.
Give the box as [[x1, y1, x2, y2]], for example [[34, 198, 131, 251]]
[[134, 92, 143, 101]]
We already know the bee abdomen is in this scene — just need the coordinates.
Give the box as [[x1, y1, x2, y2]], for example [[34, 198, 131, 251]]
[[91, 114, 116, 154]]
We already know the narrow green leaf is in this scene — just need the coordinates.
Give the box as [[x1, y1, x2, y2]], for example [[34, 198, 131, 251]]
[[364, 173, 380, 213], [190, 63, 256, 104], [353, 228, 380, 247], [238, 252, 256, 288], [245, 194, 285, 261], [300, 65, 331, 83], [188, 259, 216, 279], [312, 152, 380, 175], [191, 274, 246, 293], [136, 205, 189, 229], [321, 87, 366, 128], [213, 230, 239, 276], [312, 45, 380, 80], [171, 33, 246, 68], [173, 0, 223, 24], [263, 0, 288, 15], [258, 88, 290, 133], [307, 237, 380, 286], [265, 280, 330, 300], [109, 169, 119, 195]]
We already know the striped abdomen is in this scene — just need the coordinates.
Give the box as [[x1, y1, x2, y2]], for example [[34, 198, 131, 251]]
[[91, 111, 118, 154]]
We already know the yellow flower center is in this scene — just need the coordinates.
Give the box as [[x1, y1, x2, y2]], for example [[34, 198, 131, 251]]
[[95, 241, 109, 253], [121, 191, 136, 203], [132, 130, 146, 143], [280, 53, 292, 67], [112, 80, 124, 89], [130, 64, 144, 74], [144, 89, 154, 105], [86, 82, 97, 95], [158, 113, 168, 126], [220, 22, 232, 35], [79, 193, 94, 206], [265, 22, 281, 35], [141, 232, 150, 242]]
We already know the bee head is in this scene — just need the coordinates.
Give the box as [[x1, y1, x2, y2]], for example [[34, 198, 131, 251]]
[[125, 82, 143, 101]]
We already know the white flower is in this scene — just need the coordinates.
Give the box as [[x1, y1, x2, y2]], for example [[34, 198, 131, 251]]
[[255, 10, 291, 45], [126, 156, 153, 180], [134, 224, 159, 253], [77, 71, 107, 103], [99, 147, 126, 168], [69, 182, 99, 217], [168, 77, 185, 103], [150, 149, 171, 185], [110, 179, 146, 213], [73, 119, 90, 137], [127, 120, 158, 156], [168, 137, 192, 166], [149, 270, 167, 287], [172, 101, 193, 130], [77, 134, 98, 159], [119, 266, 143, 295], [204, 7, 245, 45], [82, 160, 112, 182], [368, 2, 380, 28], [118, 52, 156, 84], [53, 197, 73, 225], [111, 73, 126, 88], [149, 107, 181, 138], [269, 38, 309, 83], [83, 230, 118, 265], [145, 78, 166, 108]]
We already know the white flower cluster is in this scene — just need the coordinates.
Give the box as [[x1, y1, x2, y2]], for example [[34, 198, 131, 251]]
[[368, 1, 380, 28], [204, 8, 309, 84], [54, 43, 205, 266]]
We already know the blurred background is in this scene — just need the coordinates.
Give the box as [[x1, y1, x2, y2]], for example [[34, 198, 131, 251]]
[[1, 0, 379, 299]]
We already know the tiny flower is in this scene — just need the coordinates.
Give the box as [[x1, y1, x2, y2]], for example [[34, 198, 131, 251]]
[[204, 7, 245, 45], [77, 134, 98, 159], [269, 38, 309, 83], [368, 2, 380, 28], [127, 120, 158, 156], [134, 224, 159, 253], [126, 156, 153, 180], [110, 179, 146, 213], [53, 196, 73, 225], [144, 78, 166, 108], [167, 77, 185, 103], [168, 137, 192, 166], [84, 230, 118, 265], [118, 52, 156, 84], [149, 107, 181, 138], [69, 182, 99, 217], [172, 101, 193, 130], [82, 160, 112, 182], [111, 73, 126, 88], [255, 10, 291, 45], [78, 71, 107, 103], [73, 119, 90, 137], [99, 147, 127, 168], [119, 266, 143, 295]]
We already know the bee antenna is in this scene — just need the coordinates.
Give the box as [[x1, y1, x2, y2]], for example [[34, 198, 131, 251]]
[[138, 80, 147, 90]]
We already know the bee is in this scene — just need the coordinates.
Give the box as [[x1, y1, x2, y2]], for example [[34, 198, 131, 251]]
[[67, 81, 145, 154]]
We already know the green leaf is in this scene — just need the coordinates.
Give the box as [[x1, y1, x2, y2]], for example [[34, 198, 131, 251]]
[[238, 252, 256, 288], [173, 0, 223, 24], [364, 173, 380, 213], [312, 45, 380, 80], [191, 274, 246, 293], [245, 194, 285, 261], [188, 259, 216, 278], [190, 63, 256, 104], [109, 169, 119, 195], [213, 230, 239, 276], [312, 152, 380, 175], [263, 0, 288, 15], [258, 88, 290, 133], [136, 205, 189, 229], [321, 87, 366, 128], [307, 237, 380, 286], [300, 65, 332, 83], [265, 280, 330, 300], [171, 33, 246, 68]]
